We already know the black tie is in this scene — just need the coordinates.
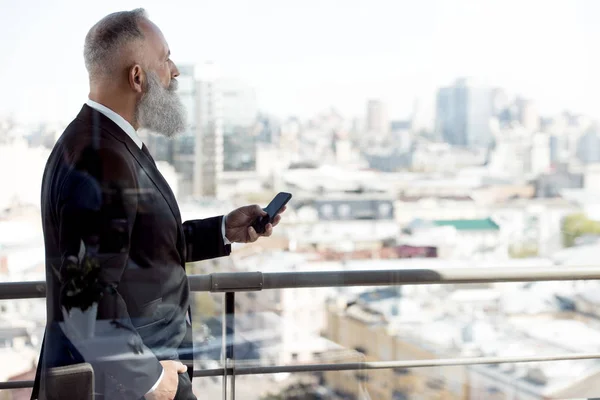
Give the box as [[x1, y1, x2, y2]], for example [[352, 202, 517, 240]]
[[141, 143, 156, 166]]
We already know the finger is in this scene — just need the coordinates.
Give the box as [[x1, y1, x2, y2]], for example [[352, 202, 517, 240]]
[[247, 226, 260, 242], [263, 224, 273, 237], [277, 205, 287, 214], [176, 362, 187, 373], [271, 214, 282, 228]]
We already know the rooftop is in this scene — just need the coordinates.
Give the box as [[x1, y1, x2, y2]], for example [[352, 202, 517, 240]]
[[433, 218, 500, 231]]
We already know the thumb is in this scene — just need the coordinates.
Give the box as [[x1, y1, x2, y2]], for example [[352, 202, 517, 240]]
[[252, 205, 267, 216], [177, 362, 188, 373]]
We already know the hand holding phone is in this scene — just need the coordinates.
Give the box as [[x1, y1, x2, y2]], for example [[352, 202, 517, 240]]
[[251, 192, 292, 234]]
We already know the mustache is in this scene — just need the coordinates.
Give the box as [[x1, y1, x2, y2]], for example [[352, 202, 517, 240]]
[[168, 78, 178, 92]]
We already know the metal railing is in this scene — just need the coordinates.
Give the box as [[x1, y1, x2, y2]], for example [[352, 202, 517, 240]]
[[2, 266, 600, 398]]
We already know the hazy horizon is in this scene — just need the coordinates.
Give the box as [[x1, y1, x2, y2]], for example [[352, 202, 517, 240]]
[[2, 0, 600, 125]]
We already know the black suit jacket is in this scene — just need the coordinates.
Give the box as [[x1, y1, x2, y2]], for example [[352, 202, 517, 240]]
[[33, 104, 231, 399]]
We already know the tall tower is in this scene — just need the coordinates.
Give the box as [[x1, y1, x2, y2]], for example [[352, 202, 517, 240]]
[[366, 100, 389, 135], [220, 79, 258, 171], [435, 78, 495, 148], [194, 63, 223, 198], [172, 64, 197, 199]]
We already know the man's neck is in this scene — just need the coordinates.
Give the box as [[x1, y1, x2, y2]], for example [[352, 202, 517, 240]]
[[88, 92, 139, 130]]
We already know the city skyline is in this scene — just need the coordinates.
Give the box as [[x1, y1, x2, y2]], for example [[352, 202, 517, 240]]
[[2, 0, 600, 124]]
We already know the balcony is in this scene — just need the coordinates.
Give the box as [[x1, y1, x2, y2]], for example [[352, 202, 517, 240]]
[[2, 266, 600, 399]]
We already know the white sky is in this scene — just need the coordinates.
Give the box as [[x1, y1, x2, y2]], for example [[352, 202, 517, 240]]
[[1, 0, 600, 124]]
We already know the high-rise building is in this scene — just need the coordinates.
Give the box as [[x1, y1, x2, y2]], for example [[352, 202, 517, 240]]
[[194, 63, 224, 198], [366, 100, 389, 135], [577, 124, 600, 165], [435, 78, 495, 148], [529, 132, 551, 177], [220, 79, 257, 131], [173, 64, 197, 198], [219, 79, 258, 171], [410, 98, 433, 135]]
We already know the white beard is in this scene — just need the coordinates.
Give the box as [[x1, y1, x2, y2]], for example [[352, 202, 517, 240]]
[[136, 71, 187, 138]]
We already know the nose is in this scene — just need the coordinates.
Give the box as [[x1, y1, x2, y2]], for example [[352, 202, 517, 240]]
[[171, 62, 180, 79]]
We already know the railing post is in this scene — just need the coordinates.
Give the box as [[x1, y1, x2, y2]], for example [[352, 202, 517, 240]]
[[222, 291, 235, 400]]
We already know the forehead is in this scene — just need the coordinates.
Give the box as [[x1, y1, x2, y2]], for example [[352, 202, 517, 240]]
[[139, 19, 169, 57]]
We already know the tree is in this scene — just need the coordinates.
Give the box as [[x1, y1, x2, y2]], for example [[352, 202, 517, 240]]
[[561, 213, 600, 247]]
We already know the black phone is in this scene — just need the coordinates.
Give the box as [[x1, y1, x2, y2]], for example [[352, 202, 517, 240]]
[[252, 192, 292, 234]]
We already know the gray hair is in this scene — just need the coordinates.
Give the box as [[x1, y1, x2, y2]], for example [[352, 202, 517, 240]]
[[84, 8, 148, 81]]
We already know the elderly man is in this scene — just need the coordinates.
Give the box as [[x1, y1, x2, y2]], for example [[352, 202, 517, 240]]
[[33, 8, 283, 400]]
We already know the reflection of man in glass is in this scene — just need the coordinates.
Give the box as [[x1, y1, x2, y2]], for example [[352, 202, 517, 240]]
[[33, 9, 285, 400]]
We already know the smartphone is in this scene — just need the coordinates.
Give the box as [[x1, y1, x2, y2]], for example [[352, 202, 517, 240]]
[[252, 192, 292, 234]]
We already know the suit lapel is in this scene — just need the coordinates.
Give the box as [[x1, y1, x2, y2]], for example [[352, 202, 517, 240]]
[[127, 140, 182, 224], [78, 105, 186, 263]]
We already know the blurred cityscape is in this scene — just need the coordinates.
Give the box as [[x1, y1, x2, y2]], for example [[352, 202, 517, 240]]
[[4, 66, 600, 399]]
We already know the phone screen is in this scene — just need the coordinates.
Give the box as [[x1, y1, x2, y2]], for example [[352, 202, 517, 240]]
[[264, 192, 292, 219], [252, 192, 292, 234]]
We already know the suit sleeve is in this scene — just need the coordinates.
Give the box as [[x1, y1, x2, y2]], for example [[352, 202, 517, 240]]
[[183, 216, 232, 262], [57, 146, 162, 399]]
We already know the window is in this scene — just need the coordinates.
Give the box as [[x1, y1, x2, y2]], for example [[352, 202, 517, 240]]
[[378, 202, 392, 218], [321, 204, 334, 219], [338, 203, 351, 218]]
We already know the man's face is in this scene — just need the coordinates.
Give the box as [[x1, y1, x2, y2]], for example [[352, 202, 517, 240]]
[[140, 19, 179, 89], [134, 19, 186, 137]]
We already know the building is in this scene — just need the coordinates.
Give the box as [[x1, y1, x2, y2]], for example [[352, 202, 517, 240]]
[[219, 79, 257, 131], [194, 63, 224, 198], [313, 197, 394, 221], [516, 97, 540, 132], [411, 142, 486, 173], [402, 217, 505, 259], [324, 289, 467, 400], [490, 197, 577, 258], [172, 64, 197, 198], [436, 78, 495, 148], [366, 99, 389, 137], [289, 195, 398, 252], [220, 79, 258, 171], [577, 124, 600, 165], [394, 195, 484, 226], [529, 132, 551, 177], [490, 128, 551, 179], [324, 280, 600, 400], [535, 164, 584, 198], [230, 252, 342, 367], [487, 126, 528, 178], [410, 98, 431, 134]]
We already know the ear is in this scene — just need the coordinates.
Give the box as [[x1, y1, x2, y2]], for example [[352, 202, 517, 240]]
[[128, 64, 144, 93]]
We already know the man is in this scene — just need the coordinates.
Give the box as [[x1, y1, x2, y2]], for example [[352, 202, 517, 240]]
[[33, 8, 284, 400]]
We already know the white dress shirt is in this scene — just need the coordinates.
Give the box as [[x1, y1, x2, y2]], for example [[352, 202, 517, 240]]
[[85, 99, 231, 394], [86, 99, 143, 149]]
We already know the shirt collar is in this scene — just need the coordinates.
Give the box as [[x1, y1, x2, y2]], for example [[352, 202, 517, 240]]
[[85, 99, 143, 149]]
